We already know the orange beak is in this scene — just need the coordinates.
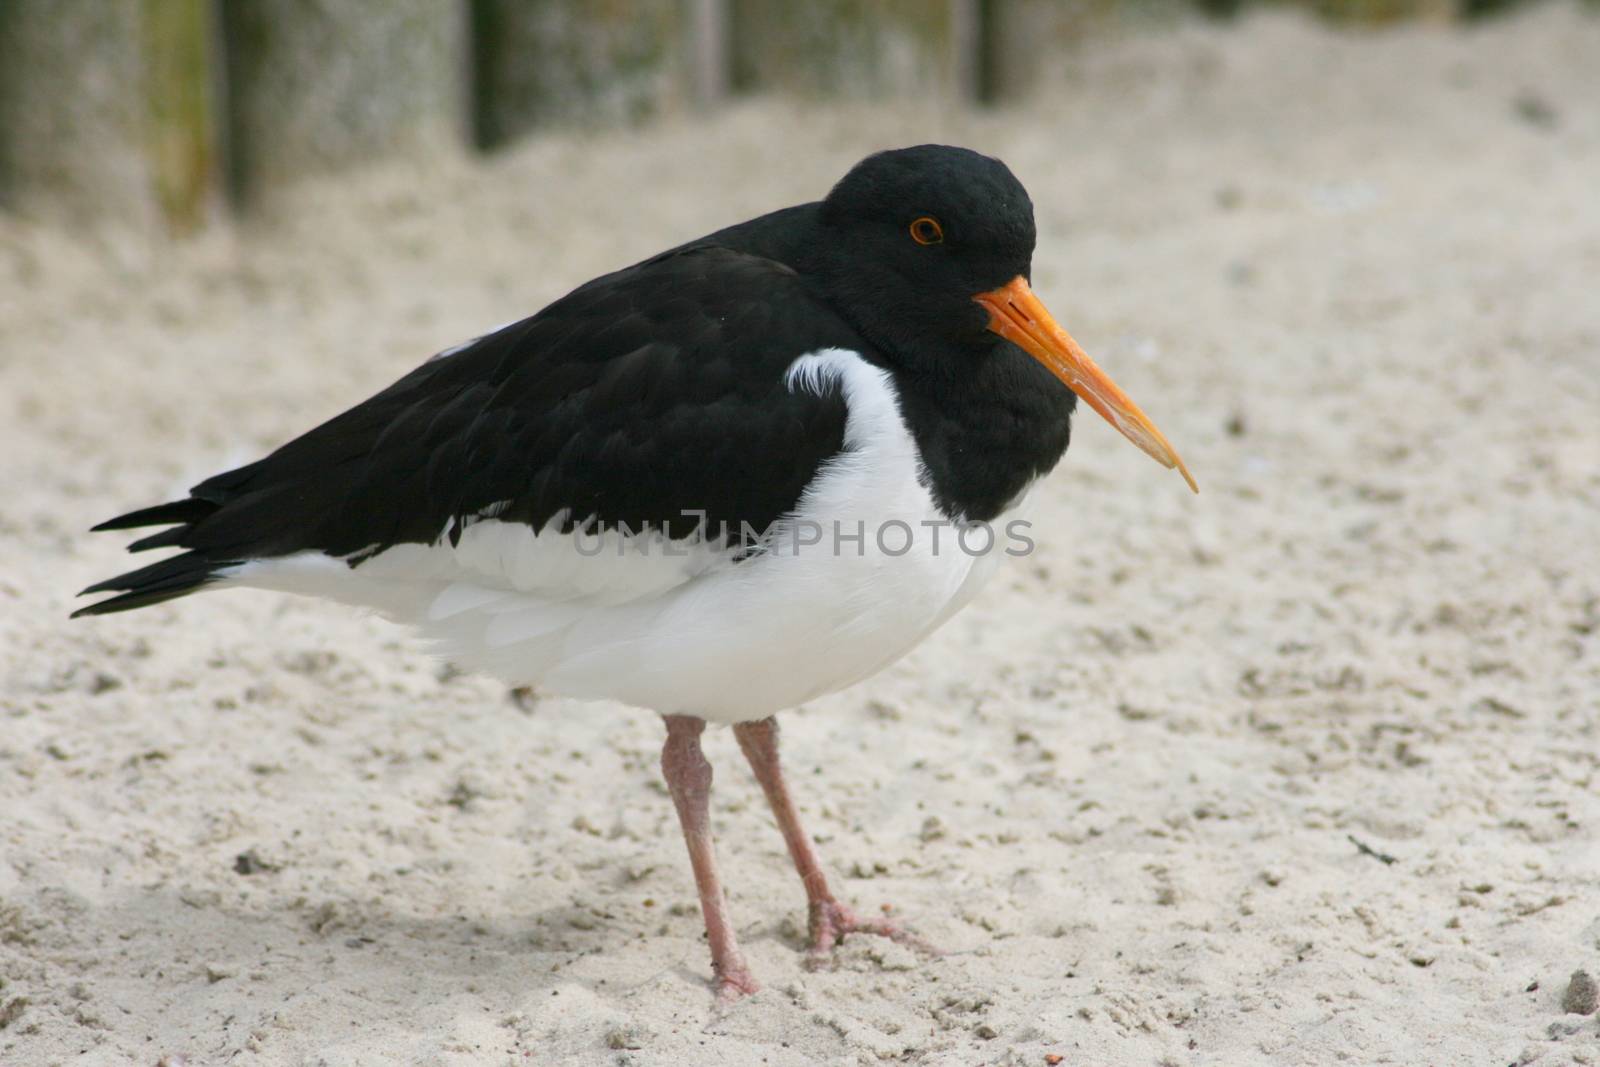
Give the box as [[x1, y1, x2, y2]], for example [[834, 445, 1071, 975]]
[[975, 275, 1197, 493]]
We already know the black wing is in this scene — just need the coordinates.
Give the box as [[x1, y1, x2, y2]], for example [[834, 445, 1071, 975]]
[[75, 247, 864, 616]]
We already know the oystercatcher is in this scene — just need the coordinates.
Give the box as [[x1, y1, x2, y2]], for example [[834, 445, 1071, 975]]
[[76, 145, 1194, 1000]]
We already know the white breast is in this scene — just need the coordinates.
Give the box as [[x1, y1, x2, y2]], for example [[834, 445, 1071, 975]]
[[226, 349, 1029, 723]]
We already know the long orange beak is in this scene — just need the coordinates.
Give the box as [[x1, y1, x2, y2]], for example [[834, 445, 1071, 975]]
[[975, 276, 1197, 493]]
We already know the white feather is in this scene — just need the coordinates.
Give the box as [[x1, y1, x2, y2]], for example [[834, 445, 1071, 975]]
[[428, 320, 520, 362]]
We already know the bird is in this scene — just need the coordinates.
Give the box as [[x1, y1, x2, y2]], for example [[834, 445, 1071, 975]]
[[75, 144, 1195, 1001]]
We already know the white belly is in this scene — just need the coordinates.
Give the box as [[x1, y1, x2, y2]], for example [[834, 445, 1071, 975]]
[[226, 349, 1029, 723]]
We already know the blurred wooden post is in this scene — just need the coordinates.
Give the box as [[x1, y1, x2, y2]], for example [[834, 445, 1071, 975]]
[[727, 0, 963, 99], [142, 0, 221, 233], [688, 0, 730, 107], [977, 0, 1111, 103], [949, 0, 1000, 105], [467, 0, 502, 150], [216, 0, 465, 204], [0, 2, 151, 223], [466, 0, 689, 152]]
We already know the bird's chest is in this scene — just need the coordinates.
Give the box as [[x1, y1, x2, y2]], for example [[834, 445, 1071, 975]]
[[650, 463, 1030, 721], [614, 351, 1033, 720], [498, 349, 1045, 722]]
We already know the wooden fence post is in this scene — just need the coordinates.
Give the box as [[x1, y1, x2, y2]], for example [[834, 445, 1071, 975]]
[[687, 0, 730, 107], [467, 0, 691, 152], [727, 0, 965, 99], [217, 0, 465, 204], [0, 2, 152, 223], [143, 0, 221, 233]]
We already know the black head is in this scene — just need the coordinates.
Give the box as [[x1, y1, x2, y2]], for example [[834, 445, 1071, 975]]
[[806, 144, 1197, 493], [813, 145, 1037, 365]]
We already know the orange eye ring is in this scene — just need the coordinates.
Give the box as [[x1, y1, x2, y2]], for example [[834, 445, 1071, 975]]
[[909, 216, 944, 245]]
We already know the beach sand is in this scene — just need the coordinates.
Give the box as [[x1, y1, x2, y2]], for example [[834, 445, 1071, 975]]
[[2, 7, 1598, 1064]]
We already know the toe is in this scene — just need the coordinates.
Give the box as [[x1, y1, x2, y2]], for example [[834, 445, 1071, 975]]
[[806, 900, 943, 959], [713, 968, 761, 1003]]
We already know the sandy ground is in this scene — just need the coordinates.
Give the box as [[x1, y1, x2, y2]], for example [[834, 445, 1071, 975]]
[[3, 7, 1599, 1065]]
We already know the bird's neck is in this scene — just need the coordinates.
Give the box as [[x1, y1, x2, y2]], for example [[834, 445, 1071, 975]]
[[699, 204, 1076, 520], [888, 344, 1075, 523]]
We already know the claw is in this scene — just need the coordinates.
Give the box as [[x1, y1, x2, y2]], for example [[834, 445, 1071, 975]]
[[803, 899, 942, 966], [713, 967, 761, 1004]]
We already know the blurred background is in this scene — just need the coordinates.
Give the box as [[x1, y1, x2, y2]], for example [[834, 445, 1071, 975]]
[[1, 0, 1593, 233]]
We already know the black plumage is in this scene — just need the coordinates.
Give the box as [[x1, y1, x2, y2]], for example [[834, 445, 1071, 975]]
[[77, 250, 867, 615], [77, 144, 1074, 617]]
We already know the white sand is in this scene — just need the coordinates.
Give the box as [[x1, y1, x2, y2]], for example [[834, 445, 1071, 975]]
[[3, 7, 1599, 1065]]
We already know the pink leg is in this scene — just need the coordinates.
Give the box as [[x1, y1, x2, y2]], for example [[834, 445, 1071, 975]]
[[660, 715, 760, 1001], [733, 717, 934, 965]]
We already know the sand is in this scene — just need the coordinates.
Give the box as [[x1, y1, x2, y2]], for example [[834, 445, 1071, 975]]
[[3, 7, 1598, 1065]]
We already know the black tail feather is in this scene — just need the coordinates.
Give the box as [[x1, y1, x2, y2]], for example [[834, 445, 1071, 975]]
[[126, 525, 191, 553], [72, 550, 232, 618], [90, 498, 218, 533]]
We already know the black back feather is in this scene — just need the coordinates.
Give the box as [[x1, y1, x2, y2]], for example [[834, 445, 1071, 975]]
[[75, 245, 861, 616]]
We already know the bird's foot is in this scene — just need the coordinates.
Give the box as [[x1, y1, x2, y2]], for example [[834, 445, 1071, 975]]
[[803, 899, 940, 968], [713, 964, 762, 1004]]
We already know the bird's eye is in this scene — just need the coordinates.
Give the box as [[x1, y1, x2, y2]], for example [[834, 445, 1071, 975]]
[[909, 216, 944, 246]]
